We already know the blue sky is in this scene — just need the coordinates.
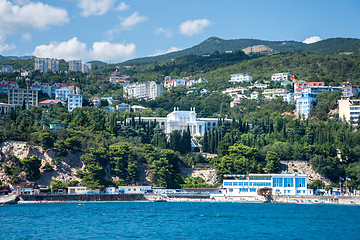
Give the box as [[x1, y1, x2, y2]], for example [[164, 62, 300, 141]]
[[0, 0, 359, 63]]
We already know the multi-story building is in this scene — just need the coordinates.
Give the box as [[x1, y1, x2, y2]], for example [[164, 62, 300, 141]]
[[109, 69, 130, 86], [186, 77, 209, 87], [301, 86, 342, 95], [82, 63, 92, 73], [116, 103, 131, 112], [251, 91, 259, 100], [271, 72, 290, 81], [34, 58, 59, 73], [262, 89, 288, 100], [68, 60, 82, 72], [0, 80, 19, 94], [125, 107, 232, 137], [338, 99, 360, 126], [216, 173, 309, 200], [1, 65, 14, 73], [68, 60, 91, 73], [340, 82, 360, 98], [8, 88, 38, 107], [68, 88, 83, 112], [296, 93, 316, 119], [31, 81, 52, 97], [164, 77, 186, 88], [294, 82, 325, 93], [55, 86, 75, 102], [222, 87, 248, 97], [229, 73, 253, 84], [123, 81, 163, 100]]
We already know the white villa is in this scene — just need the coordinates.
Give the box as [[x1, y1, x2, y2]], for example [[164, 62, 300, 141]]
[[212, 173, 310, 200], [125, 107, 232, 136], [229, 73, 253, 84]]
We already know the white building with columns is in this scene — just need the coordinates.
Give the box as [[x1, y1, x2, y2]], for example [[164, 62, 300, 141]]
[[125, 107, 231, 136]]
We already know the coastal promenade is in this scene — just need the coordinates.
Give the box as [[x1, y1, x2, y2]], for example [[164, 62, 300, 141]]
[[18, 193, 146, 203], [14, 192, 360, 205]]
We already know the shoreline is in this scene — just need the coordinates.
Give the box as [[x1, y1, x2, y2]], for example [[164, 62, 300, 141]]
[[9, 195, 360, 206]]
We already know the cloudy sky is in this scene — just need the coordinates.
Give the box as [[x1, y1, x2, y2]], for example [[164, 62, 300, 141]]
[[0, 0, 359, 63]]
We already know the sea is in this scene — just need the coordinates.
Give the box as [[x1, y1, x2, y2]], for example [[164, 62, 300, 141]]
[[0, 202, 359, 240]]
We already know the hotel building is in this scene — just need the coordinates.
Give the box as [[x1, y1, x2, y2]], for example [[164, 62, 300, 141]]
[[219, 173, 308, 199], [229, 73, 253, 84]]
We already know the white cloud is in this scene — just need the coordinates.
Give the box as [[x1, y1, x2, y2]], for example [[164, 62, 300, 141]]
[[77, 0, 115, 17], [32, 37, 135, 62], [154, 27, 173, 38], [22, 33, 32, 41], [0, 42, 16, 54], [151, 47, 181, 56], [303, 36, 322, 44], [120, 12, 147, 29], [0, 0, 69, 35], [0, 34, 15, 54], [90, 41, 135, 62], [179, 19, 211, 36], [33, 37, 88, 60], [115, 2, 129, 11]]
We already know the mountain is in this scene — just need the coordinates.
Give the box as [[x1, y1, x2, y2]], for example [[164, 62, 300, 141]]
[[119, 37, 360, 66], [0, 55, 35, 60], [119, 37, 304, 66]]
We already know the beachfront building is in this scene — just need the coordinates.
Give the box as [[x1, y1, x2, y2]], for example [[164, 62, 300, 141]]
[[220, 173, 308, 198], [339, 99, 360, 126], [8, 88, 38, 107], [296, 93, 316, 119], [125, 107, 232, 136], [229, 73, 253, 84]]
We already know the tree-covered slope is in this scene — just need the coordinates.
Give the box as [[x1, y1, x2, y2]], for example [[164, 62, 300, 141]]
[[119, 37, 360, 65]]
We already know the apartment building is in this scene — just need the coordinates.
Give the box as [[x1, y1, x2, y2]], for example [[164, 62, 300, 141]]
[[123, 81, 163, 100], [229, 73, 253, 84], [339, 99, 360, 126], [8, 88, 38, 107]]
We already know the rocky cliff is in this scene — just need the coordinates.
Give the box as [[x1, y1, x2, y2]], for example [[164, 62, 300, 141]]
[[0, 141, 84, 187]]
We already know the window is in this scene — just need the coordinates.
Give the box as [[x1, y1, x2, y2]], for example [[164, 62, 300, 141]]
[[284, 178, 294, 187], [229, 189, 233, 193], [295, 178, 306, 188], [224, 182, 232, 186], [250, 188, 256, 192], [273, 178, 283, 187], [244, 182, 248, 186], [232, 182, 238, 186]]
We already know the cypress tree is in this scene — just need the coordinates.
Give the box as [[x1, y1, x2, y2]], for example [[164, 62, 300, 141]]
[[203, 128, 209, 152]]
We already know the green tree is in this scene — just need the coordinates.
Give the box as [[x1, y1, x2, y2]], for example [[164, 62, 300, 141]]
[[265, 151, 282, 173], [21, 156, 42, 181]]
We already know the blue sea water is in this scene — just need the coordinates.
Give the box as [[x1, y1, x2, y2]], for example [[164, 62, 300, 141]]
[[0, 202, 359, 240]]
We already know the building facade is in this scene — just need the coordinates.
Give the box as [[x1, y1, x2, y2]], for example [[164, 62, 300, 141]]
[[123, 81, 163, 100], [220, 173, 308, 198], [8, 88, 38, 107], [55, 86, 75, 102], [296, 93, 316, 118], [229, 73, 253, 84], [271, 72, 290, 81], [1, 65, 14, 73], [0, 80, 19, 94], [35, 58, 59, 73], [262, 89, 288, 100], [68, 93, 83, 112], [125, 108, 232, 137], [339, 99, 360, 126]]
